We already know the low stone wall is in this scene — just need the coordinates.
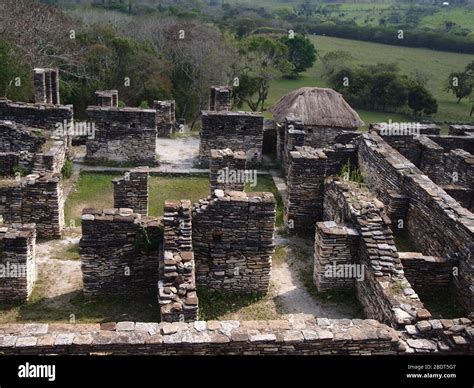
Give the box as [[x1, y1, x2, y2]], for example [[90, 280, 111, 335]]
[[400, 317, 473, 354], [158, 200, 198, 322], [113, 168, 149, 216], [398, 252, 456, 293], [0, 99, 73, 131], [358, 133, 474, 313], [80, 208, 161, 297], [448, 124, 474, 136], [199, 111, 264, 167], [313, 221, 360, 292], [85, 106, 157, 165], [429, 134, 474, 154], [0, 318, 404, 355], [209, 149, 247, 192], [284, 144, 357, 232], [192, 190, 275, 293], [0, 223, 36, 302]]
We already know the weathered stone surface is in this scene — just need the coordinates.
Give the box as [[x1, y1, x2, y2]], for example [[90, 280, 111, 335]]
[[199, 111, 264, 167]]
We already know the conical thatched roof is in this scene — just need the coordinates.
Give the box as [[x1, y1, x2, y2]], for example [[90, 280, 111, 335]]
[[270, 87, 364, 129]]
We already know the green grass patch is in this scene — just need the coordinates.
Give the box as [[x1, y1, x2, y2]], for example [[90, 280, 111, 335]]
[[64, 172, 210, 225], [49, 242, 80, 261], [148, 175, 209, 216], [64, 172, 120, 226], [0, 291, 160, 324], [197, 286, 281, 321]]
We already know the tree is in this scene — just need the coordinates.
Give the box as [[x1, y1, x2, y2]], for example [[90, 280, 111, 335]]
[[0, 41, 33, 101], [233, 36, 292, 112], [446, 71, 473, 103], [279, 34, 317, 77], [407, 84, 438, 116]]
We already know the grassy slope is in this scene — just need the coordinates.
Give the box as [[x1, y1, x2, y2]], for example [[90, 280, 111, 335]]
[[266, 35, 474, 125]]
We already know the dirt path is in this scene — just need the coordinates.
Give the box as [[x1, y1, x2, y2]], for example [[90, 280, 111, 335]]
[[271, 234, 361, 319], [156, 136, 199, 168], [35, 234, 83, 307]]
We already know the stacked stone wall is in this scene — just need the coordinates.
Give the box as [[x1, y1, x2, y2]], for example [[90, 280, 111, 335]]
[[113, 168, 149, 216]]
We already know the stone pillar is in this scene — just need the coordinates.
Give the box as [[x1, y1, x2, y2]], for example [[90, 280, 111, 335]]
[[112, 167, 149, 216], [153, 100, 175, 138], [313, 221, 360, 292], [51, 69, 60, 105], [209, 149, 247, 192], [33, 69, 46, 104], [159, 200, 197, 322], [44, 70, 53, 104], [209, 86, 232, 111], [283, 117, 305, 175], [0, 223, 36, 302]]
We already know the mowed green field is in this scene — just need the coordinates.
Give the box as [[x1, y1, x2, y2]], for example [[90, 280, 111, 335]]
[[419, 7, 474, 31], [266, 35, 474, 126]]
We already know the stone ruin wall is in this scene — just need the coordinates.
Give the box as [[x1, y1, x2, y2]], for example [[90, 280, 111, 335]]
[[321, 179, 428, 327], [192, 190, 276, 293], [0, 316, 471, 355], [370, 124, 474, 211], [0, 99, 73, 132], [0, 121, 67, 177], [85, 106, 157, 165], [113, 168, 149, 216], [358, 133, 474, 313], [79, 208, 161, 298], [0, 173, 64, 239], [33, 68, 60, 105], [159, 200, 198, 322], [199, 111, 264, 168], [0, 223, 36, 303], [278, 117, 360, 166], [284, 143, 357, 232], [209, 149, 247, 192], [398, 252, 456, 293], [313, 221, 360, 292], [95, 90, 119, 108]]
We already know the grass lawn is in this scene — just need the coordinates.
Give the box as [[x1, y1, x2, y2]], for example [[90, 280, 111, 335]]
[[265, 35, 474, 125], [65, 172, 210, 225], [0, 292, 160, 324]]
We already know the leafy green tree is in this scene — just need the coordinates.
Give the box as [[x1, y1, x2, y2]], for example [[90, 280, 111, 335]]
[[279, 34, 317, 77], [233, 36, 292, 112], [446, 71, 473, 103], [407, 83, 438, 116], [0, 41, 33, 101]]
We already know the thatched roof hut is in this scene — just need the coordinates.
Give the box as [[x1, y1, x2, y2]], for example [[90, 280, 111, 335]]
[[270, 87, 364, 129]]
